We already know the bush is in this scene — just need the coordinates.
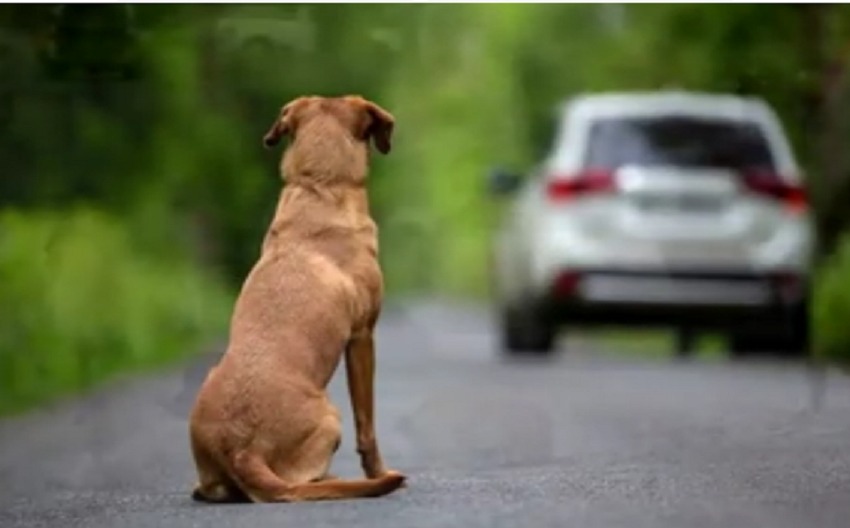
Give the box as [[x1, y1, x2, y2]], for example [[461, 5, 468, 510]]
[[0, 207, 233, 415], [813, 232, 850, 367]]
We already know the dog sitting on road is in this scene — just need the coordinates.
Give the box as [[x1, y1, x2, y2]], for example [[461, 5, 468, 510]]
[[188, 95, 405, 503]]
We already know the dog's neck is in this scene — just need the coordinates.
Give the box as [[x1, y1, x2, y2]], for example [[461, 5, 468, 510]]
[[262, 124, 378, 254], [262, 180, 376, 257], [276, 182, 371, 218], [282, 120, 370, 188]]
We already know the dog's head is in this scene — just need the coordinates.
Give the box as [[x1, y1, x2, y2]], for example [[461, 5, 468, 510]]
[[262, 95, 395, 155]]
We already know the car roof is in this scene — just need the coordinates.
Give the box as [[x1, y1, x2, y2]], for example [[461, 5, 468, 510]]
[[560, 91, 773, 122]]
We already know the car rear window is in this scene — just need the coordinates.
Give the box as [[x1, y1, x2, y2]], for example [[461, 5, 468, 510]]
[[584, 116, 776, 171]]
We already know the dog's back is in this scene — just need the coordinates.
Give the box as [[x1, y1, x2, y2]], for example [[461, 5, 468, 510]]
[[189, 96, 403, 503]]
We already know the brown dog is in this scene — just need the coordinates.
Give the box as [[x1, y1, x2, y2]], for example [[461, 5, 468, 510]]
[[188, 95, 405, 503]]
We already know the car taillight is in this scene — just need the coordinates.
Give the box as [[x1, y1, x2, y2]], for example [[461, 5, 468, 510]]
[[546, 169, 616, 203], [741, 170, 808, 213], [552, 271, 582, 297], [769, 271, 805, 303]]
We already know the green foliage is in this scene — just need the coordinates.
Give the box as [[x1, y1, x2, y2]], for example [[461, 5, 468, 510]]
[[813, 232, 850, 367], [4, 2, 850, 401], [376, 4, 532, 296], [0, 208, 232, 415]]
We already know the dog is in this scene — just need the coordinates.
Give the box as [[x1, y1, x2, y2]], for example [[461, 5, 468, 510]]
[[188, 95, 405, 503]]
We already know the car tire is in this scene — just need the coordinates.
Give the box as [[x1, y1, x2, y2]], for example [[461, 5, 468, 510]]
[[674, 328, 698, 359], [499, 303, 556, 355], [779, 299, 810, 358], [728, 333, 778, 358], [728, 300, 810, 360]]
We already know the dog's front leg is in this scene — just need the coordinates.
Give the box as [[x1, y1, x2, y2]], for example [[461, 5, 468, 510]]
[[345, 331, 390, 478]]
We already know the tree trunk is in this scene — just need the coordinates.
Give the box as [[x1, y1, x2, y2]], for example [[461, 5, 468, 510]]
[[799, 4, 850, 258]]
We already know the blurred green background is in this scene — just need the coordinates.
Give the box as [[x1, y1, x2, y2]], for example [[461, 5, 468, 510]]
[[3, 4, 850, 415]]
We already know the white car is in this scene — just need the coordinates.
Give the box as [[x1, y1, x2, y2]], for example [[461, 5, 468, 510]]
[[488, 91, 814, 358]]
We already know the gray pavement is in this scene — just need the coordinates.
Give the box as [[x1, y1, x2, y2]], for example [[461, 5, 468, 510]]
[[2, 300, 850, 528]]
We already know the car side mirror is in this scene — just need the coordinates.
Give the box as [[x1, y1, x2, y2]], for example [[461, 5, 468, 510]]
[[487, 167, 522, 196]]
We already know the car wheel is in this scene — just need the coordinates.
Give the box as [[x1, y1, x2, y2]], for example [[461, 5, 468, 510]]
[[499, 303, 556, 355], [778, 299, 810, 358], [727, 333, 777, 358], [728, 301, 810, 360], [674, 328, 698, 359]]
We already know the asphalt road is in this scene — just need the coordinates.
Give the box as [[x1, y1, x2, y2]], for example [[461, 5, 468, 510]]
[[2, 300, 850, 528]]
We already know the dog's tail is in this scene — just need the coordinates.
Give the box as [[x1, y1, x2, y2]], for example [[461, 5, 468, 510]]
[[231, 451, 405, 502]]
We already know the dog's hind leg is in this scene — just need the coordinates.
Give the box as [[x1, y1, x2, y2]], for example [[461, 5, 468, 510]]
[[192, 478, 249, 504], [309, 428, 342, 482], [192, 462, 249, 503], [231, 413, 404, 502], [190, 435, 249, 503]]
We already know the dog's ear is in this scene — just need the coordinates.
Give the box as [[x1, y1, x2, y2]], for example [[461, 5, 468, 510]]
[[361, 100, 395, 155], [263, 99, 301, 149]]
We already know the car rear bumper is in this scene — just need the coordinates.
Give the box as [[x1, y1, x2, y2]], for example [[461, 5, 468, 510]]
[[537, 268, 807, 331]]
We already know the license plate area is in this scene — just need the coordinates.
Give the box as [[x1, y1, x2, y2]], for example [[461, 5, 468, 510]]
[[634, 194, 726, 214], [579, 274, 772, 306]]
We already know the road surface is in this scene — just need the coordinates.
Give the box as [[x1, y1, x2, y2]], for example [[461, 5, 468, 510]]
[[2, 300, 850, 528]]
